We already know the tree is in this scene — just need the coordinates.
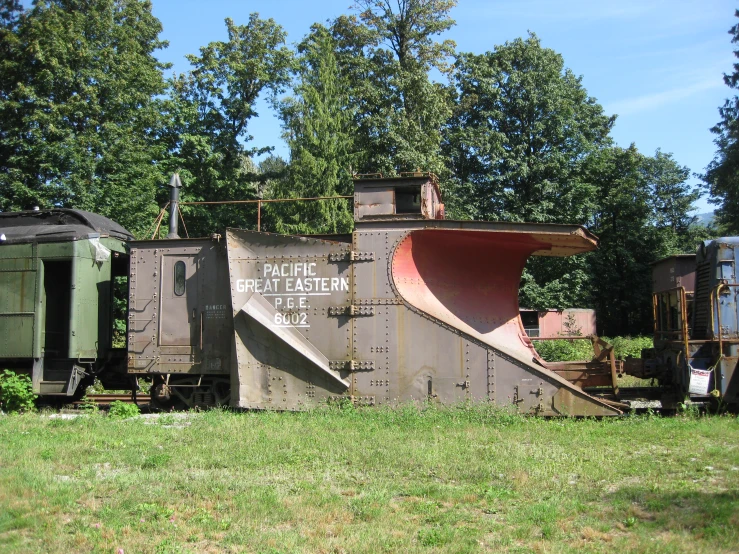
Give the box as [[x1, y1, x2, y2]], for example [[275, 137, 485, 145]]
[[446, 33, 614, 223], [330, 0, 457, 177], [649, 150, 710, 253], [0, 1, 24, 201], [0, 0, 169, 236], [272, 24, 355, 235], [163, 13, 294, 237], [587, 146, 704, 335], [446, 34, 614, 310], [704, 9, 739, 234]]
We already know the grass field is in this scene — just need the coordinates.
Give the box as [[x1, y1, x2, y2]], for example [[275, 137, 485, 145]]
[[0, 406, 737, 553]]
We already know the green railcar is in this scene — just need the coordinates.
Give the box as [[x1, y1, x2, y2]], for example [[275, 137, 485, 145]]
[[0, 209, 133, 397]]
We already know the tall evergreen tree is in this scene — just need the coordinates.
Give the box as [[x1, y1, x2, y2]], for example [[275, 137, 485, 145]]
[[649, 150, 710, 253], [704, 10, 739, 234], [273, 24, 355, 235], [0, 0, 169, 236], [586, 146, 660, 335]]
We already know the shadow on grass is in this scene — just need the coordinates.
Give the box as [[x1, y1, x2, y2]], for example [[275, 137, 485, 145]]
[[610, 487, 739, 545]]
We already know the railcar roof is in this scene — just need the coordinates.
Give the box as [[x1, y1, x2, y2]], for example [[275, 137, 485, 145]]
[[0, 209, 133, 244]]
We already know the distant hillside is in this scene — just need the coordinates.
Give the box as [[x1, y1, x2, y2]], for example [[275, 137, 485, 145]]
[[694, 212, 716, 228]]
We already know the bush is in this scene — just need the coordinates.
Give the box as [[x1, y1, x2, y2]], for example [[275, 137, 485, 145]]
[[534, 339, 594, 362], [108, 400, 140, 419], [0, 370, 36, 413], [534, 336, 654, 362], [603, 336, 653, 359]]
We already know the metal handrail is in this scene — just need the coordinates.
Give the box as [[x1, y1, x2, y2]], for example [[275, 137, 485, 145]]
[[709, 282, 739, 356], [652, 286, 689, 356], [179, 195, 354, 232]]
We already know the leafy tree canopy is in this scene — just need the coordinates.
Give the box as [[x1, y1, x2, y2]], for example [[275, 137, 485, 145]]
[[446, 33, 614, 223], [163, 13, 295, 237], [0, 0, 169, 236], [587, 146, 705, 335], [330, 1, 456, 177]]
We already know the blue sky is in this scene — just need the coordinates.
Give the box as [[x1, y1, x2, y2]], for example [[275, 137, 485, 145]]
[[150, 0, 737, 214]]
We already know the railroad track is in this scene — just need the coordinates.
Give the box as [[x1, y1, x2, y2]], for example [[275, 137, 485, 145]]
[[73, 393, 148, 406]]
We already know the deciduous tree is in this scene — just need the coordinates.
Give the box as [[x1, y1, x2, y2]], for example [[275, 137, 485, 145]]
[[446, 33, 614, 223], [331, 0, 456, 177], [587, 146, 704, 335], [0, 0, 169, 236], [163, 13, 294, 236], [446, 34, 614, 310]]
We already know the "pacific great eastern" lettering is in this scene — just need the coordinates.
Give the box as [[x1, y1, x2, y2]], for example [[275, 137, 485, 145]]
[[235, 262, 348, 295]]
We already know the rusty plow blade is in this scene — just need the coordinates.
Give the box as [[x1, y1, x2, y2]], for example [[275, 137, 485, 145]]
[[391, 227, 622, 416]]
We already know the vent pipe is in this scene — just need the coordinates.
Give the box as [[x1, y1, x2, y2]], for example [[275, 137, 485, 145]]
[[167, 173, 182, 239]]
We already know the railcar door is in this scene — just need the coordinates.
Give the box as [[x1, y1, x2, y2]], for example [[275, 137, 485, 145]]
[[160, 255, 198, 346]]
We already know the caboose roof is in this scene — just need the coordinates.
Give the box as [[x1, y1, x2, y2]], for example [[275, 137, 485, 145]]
[[0, 209, 133, 244]]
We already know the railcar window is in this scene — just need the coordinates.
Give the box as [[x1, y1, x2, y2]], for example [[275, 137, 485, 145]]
[[174, 261, 186, 296], [395, 186, 422, 214]]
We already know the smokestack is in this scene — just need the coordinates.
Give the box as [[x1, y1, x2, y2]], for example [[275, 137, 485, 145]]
[[167, 173, 182, 239]]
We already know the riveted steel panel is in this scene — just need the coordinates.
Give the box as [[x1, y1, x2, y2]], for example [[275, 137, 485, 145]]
[[227, 230, 353, 408], [351, 229, 407, 301], [127, 239, 232, 375]]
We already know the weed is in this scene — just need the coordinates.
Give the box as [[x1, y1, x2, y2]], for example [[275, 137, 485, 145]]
[[678, 401, 701, 418], [85, 379, 106, 394], [605, 336, 654, 359], [141, 453, 171, 469], [154, 537, 183, 554], [136, 378, 152, 395], [417, 525, 454, 547], [535, 339, 594, 362], [77, 395, 99, 414], [108, 400, 140, 419], [482, 485, 517, 500], [326, 395, 356, 412], [535, 335, 654, 362], [0, 369, 36, 413], [134, 503, 174, 521]]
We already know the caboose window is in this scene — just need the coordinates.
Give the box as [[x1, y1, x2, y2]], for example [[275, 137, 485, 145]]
[[174, 261, 186, 296]]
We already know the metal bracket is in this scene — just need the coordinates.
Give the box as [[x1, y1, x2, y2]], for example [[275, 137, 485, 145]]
[[328, 305, 375, 317], [329, 251, 375, 262], [513, 385, 524, 404], [329, 360, 376, 371]]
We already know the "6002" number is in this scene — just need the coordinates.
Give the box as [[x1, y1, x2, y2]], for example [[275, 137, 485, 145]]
[[274, 312, 308, 326]]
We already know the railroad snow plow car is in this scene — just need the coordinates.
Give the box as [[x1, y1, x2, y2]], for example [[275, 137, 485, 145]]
[[0, 209, 132, 397], [128, 175, 622, 415]]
